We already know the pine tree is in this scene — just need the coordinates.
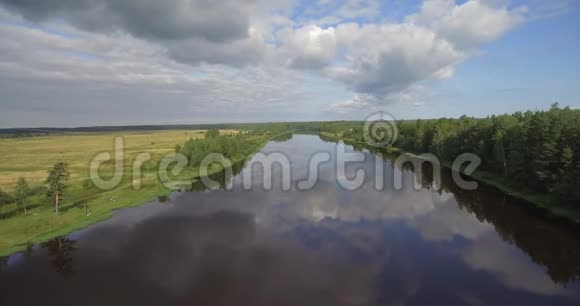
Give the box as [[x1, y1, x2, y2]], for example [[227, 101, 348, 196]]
[[45, 162, 70, 216]]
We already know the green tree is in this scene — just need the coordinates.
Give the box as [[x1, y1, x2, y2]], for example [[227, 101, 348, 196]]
[[526, 113, 554, 189], [15, 177, 31, 213], [555, 147, 580, 205], [558, 147, 574, 179], [492, 130, 507, 176], [45, 162, 70, 216], [204, 129, 220, 139]]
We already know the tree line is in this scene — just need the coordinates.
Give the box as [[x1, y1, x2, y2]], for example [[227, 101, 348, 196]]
[[319, 104, 580, 206], [0, 163, 70, 216], [178, 129, 266, 167], [0, 129, 266, 219], [232, 104, 580, 206], [2, 105, 578, 216]]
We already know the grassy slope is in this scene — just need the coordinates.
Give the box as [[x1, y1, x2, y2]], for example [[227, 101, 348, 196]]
[[0, 129, 247, 256], [319, 131, 580, 224]]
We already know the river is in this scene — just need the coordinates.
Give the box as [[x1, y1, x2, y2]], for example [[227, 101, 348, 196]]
[[1, 134, 579, 306]]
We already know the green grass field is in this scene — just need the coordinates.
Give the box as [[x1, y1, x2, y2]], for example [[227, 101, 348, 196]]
[[0, 129, 242, 190], [0, 129, 240, 256]]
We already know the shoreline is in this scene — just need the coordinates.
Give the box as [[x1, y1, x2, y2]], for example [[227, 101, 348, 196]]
[[0, 134, 275, 257], [0, 160, 241, 257], [318, 131, 580, 225], [2, 131, 578, 256]]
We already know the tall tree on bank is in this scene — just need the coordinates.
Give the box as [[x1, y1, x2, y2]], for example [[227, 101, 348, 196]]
[[15, 177, 31, 213], [46, 162, 70, 216]]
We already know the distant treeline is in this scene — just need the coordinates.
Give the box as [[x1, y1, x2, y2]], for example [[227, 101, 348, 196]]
[[178, 129, 267, 167], [0, 125, 239, 137], [0, 122, 341, 137]]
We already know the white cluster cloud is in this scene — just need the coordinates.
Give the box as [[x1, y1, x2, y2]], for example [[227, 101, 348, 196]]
[[0, 0, 545, 126], [331, 94, 373, 112], [329, 22, 466, 98], [407, 0, 527, 49], [282, 0, 527, 105], [463, 234, 566, 295], [277, 25, 337, 69]]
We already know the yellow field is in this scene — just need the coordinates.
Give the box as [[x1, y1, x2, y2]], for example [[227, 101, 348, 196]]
[[0, 129, 235, 190]]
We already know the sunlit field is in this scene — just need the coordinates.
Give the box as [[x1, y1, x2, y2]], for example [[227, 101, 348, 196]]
[[0, 129, 240, 255], [0, 129, 237, 190]]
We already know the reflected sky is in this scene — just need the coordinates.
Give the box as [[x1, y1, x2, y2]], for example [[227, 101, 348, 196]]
[[1, 135, 579, 306]]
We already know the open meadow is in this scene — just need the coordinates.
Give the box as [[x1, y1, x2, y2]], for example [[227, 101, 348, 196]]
[[0, 129, 242, 189], [0, 129, 239, 255]]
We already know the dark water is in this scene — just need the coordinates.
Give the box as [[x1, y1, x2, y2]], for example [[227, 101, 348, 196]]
[[1, 135, 580, 306]]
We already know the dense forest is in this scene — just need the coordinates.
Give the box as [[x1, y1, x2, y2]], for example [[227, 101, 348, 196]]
[[317, 104, 580, 206]]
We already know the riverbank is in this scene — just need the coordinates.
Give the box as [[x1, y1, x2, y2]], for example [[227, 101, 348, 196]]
[[319, 132, 580, 225], [0, 132, 272, 256], [456, 168, 580, 224]]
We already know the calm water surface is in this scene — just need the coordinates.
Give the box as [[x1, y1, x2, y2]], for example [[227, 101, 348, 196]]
[[1, 135, 580, 306]]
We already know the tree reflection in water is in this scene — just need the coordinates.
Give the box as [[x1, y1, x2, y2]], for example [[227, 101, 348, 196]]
[[42, 237, 77, 277], [322, 134, 580, 285], [394, 150, 580, 285]]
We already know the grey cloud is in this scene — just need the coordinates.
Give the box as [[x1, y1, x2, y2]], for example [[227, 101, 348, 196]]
[[0, 0, 252, 43], [0, 0, 273, 67], [167, 33, 268, 67], [0, 22, 324, 127], [329, 23, 465, 102]]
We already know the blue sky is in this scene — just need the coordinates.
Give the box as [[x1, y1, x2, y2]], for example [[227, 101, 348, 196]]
[[0, 0, 578, 127], [428, 5, 580, 118]]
